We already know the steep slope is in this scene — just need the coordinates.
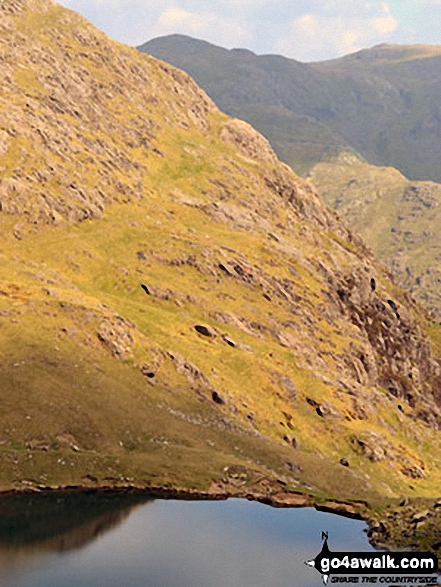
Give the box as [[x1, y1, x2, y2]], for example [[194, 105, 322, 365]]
[[309, 153, 441, 319], [140, 36, 441, 182], [2, 0, 441, 505]]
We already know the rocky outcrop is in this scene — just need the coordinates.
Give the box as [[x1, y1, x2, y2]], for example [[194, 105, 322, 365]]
[[334, 268, 441, 427], [220, 119, 279, 165], [97, 317, 135, 360]]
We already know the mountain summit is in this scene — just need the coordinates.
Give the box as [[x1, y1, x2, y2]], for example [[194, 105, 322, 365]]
[[2, 0, 441, 504]]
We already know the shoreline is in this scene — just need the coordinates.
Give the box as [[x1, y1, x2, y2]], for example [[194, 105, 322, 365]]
[[2, 482, 440, 555], [0, 482, 370, 534], [0, 481, 368, 517]]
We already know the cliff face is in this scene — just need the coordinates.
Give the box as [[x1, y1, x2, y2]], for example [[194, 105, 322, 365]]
[[2, 0, 441, 501]]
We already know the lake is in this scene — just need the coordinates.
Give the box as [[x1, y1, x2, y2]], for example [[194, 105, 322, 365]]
[[0, 491, 373, 587]]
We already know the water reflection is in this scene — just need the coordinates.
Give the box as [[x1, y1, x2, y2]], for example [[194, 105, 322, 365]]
[[0, 492, 372, 587], [0, 491, 150, 586], [0, 491, 150, 551]]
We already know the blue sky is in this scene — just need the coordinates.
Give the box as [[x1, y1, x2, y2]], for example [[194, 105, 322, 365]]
[[57, 0, 441, 62]]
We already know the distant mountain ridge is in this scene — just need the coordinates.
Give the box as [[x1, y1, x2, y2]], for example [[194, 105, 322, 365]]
[[140, 35, 441, 181]]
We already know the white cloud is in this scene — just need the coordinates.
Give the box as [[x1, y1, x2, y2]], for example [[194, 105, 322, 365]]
[[273, 1, 398, 61], [373, 1, 398, 32], [157, 7, 204, 33], [56, 0, 427, 61], [373, 14, 398, 33], [153, 6, 252, 48]]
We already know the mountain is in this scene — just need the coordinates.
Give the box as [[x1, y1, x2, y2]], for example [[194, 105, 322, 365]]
[[139, 35, 348, 176], [309, 153, 441, 320], [313, 44, 441, 182], [140, 36, 441, 182], [3, 0, 441, 511]]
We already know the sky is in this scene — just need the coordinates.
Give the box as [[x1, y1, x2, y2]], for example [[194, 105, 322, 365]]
[[57, 0, 441, 62]]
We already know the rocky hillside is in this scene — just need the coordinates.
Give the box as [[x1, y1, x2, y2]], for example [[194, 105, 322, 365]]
[[2, 0, 441, 505], [309, 153, 441, 320], [141, 36, 441, 182]]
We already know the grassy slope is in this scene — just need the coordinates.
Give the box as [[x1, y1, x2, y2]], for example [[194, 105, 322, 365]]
[[2, 1, 441, 506]]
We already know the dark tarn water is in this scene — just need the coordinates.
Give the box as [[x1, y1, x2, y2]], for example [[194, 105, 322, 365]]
[[0, 492, 373, 587]]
